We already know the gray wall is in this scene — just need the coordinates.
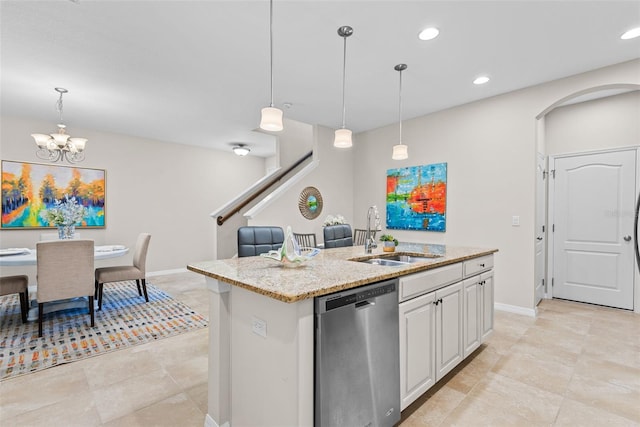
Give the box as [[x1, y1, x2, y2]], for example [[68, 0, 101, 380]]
[[0, 116, 265, 279], [351, 59, 640, 312]]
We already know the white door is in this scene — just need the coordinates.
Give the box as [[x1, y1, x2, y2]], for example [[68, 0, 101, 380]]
[[552, 149, 636, 310], [535, 153, 546, 305]]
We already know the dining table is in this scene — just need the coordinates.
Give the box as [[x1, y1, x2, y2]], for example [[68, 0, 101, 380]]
[[0, 244, 129, 321]]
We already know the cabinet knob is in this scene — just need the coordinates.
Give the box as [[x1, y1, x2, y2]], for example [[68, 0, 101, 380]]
[[479, 263, 485, 268], [623, 235, 632, 242]]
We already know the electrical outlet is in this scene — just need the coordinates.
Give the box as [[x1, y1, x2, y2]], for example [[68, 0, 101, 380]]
[[512, 216, 520, 226], [252, 317, 267, 338]]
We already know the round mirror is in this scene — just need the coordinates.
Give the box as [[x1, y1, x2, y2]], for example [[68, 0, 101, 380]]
[[298, 186, 323, 219]]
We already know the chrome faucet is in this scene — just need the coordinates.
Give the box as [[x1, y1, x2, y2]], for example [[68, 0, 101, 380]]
[[365, 205, 381, 253]]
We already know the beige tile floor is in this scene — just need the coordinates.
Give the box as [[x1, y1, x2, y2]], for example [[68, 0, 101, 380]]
[[1, 272, 639, 426]]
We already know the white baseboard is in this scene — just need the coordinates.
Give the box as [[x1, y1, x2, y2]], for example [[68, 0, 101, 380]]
[[495, 302, 537, 317], [204, 414, 229, 427]]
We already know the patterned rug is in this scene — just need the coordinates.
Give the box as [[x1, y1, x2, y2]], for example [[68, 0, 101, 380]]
[[0, 281, 208, 380]]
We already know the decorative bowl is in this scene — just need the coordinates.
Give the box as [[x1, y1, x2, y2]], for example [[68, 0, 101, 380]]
[[261, 247, 320, 268]]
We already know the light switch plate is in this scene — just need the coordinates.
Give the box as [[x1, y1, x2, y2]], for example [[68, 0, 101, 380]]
[[512, 215, 520, 226], [252, 316, 267, 338]]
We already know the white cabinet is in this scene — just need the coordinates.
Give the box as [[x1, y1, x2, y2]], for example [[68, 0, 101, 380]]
[[399, 255, 494, 410], [463, 270, 494, 358], [399, 291, 436, 410], [463, 277, 481, 357], [480, 271, 494, 341], [435, 281, 463, 380]]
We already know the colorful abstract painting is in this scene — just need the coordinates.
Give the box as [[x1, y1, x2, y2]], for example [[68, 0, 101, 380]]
[[386, 163, 447, 232], [1, 160, 106, 229]]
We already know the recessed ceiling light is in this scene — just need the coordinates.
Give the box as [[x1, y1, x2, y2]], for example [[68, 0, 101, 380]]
[[418, 27, 439, 41], [621, 27, 640, 40], [473, 76, 490, 85]]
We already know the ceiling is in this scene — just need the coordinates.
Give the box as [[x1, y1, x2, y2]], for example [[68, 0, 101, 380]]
[[2, 1, 639, 158]]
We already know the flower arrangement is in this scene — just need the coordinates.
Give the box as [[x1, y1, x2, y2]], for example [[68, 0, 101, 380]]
[[40, 195, 86, 226], [379, 234, 399, 246], [322, 214, 346, 226]]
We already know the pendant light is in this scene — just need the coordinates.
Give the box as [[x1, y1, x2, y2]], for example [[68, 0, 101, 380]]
[[334, 25, 353, 148], [392, 64, 408, 160], [259, 0, 283, 132]]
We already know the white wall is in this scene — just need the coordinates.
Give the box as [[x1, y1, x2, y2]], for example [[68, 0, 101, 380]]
[[0, 116, 265, 277], [546, 90, 640, 155], [250, 124, 355, 243], [352, 59, 640, 312]]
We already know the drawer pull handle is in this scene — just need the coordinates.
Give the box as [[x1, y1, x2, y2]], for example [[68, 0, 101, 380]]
[[479, 263, 485, 267]]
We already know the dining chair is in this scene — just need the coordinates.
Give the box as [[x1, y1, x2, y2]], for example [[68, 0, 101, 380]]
[[323, 224, 353, 248], [293, 232, 317, 249], [36, 239, 95, 337], [353, 229, 369, 246], [237, 226, 284, 257], [94, 233, 151, 311], [0, 275, 29, 323]]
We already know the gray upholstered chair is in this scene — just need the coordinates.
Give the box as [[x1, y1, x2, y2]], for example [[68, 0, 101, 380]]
[[36, 239, 95, 337], [238, 226, 284, 257], [323, 224, 353, 248], [0, 275, 29, 323], [353, 229, 368, 246], [94, 233, 151, 311], [293, 232, 317, 249]]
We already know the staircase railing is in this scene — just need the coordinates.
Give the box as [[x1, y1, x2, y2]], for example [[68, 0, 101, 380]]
[[216, 150, 313, 226]]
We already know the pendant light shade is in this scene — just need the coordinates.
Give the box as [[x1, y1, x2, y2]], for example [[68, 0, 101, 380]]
[[334, 128, 353, 148], [334, 25, 353, 148], [260, 106, 283, 131], [392, 63, 408, 160], [259, 0, 283, 132]]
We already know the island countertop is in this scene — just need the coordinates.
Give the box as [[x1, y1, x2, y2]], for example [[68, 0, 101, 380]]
[[187, 243, 498, 303]]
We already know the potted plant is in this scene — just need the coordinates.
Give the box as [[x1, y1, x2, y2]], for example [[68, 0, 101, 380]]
[[379, 234, 399, 252]]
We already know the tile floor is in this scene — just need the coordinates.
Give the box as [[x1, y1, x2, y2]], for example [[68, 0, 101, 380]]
[[1, 272, 639, 426]]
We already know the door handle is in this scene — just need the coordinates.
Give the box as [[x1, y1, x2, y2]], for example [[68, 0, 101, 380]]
[[536, 237, 543, 241], [624, 235, 632, 242]]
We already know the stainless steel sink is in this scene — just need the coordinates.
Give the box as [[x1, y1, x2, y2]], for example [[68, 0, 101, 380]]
[[361, 258, 408, 267], [358, 253, 442, 267]]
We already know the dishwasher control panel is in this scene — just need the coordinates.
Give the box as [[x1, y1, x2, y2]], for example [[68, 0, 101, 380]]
[[322, 280, 397, 312]]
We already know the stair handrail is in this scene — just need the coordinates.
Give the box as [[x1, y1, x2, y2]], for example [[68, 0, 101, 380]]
[[216, 150, 313, 226]]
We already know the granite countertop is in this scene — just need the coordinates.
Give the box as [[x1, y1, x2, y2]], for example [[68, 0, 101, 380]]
[[187, 243, 498, 303]]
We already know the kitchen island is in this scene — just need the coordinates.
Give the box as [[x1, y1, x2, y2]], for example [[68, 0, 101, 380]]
[[188, 243, 497, 427]]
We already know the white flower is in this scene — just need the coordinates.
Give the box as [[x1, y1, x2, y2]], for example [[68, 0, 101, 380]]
[[40, 195, 86, 226], [323, 214, 346, 226]]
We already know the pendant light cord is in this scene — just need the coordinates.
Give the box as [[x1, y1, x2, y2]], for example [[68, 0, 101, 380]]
[[269, 0, 274, 108], [398, 67, 403, 143], [341, 33, 347, 129]]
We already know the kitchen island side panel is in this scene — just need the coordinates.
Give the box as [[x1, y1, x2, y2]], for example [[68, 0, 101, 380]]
[[230, 285, 314, 427]]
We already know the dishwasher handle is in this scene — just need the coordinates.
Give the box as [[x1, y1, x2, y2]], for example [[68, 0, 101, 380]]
[[356, 300, 375, 309]]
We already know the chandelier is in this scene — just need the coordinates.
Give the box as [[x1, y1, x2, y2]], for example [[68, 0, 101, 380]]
[[31, 87, 87, 164]]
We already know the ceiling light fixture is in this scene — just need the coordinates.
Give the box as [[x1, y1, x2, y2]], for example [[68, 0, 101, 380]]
[[392, 64, 409, 161], [621, 27, 640, 40], [473, 76, 490, 85], [259, 0, 283, 132], [232, 144, 251, 156], [31, 87, 87, 164], [334, 25, 354, 149], [418, 27, 439, 41]]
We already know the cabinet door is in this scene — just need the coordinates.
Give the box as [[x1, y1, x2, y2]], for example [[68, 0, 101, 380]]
[[481, 271, 494, 341], [463, 277, 481, 357], [435, 281, 463, 381], [399, 291, 436, 410]]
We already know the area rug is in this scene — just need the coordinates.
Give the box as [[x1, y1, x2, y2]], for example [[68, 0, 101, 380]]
[[0, 281, 208, 381]]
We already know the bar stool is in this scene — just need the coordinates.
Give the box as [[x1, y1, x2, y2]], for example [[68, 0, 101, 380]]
[[0, 275, 29, 323]]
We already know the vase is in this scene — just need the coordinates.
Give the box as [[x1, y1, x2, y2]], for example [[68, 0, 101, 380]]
[[383, 241, 396, 252], [57, 224, 75, 239]]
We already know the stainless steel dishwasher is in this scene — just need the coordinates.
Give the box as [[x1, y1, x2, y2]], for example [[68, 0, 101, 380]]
[[315, 278, 400, 427]]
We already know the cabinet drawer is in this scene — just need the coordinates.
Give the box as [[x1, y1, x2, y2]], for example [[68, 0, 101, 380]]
[[399, 263, 463, 302], [463, 255, 493, 277]]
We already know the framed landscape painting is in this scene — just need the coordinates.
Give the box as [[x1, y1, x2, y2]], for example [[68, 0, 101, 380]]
[[386, 162, 447, 232], [1, 160, 106, 229]]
